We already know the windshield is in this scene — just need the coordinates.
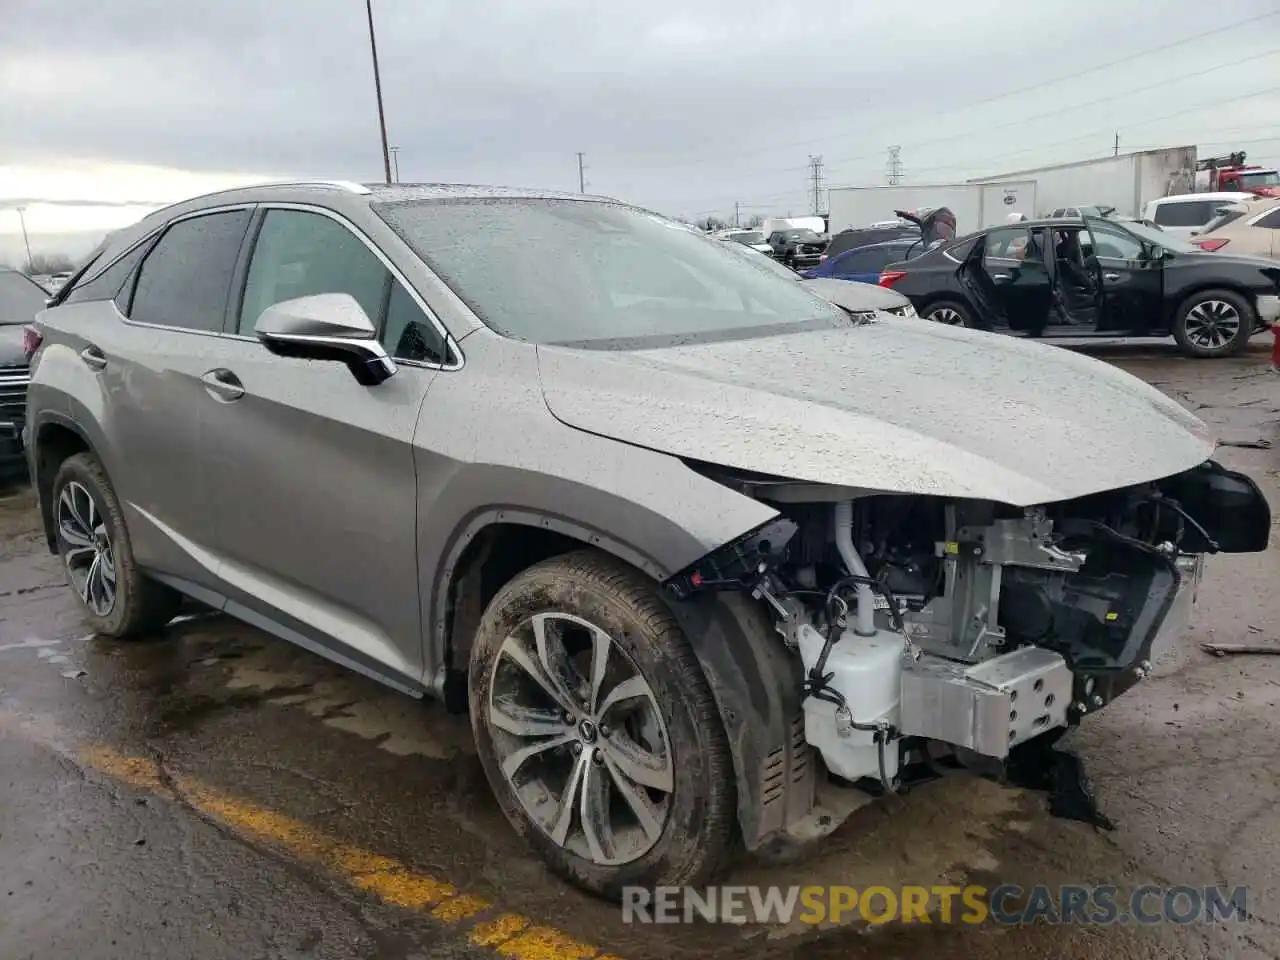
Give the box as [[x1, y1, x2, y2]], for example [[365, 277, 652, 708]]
[[1240, 170, 1280, 188], [728, 231, 764, 243], [0, 270, 49, 324], [1101, 218, 1200, 254], [376, 199, 844, 345]]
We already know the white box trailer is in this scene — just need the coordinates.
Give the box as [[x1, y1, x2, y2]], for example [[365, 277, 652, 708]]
[[826, 180, 1036, 235], [971, 147, 1197, 219]]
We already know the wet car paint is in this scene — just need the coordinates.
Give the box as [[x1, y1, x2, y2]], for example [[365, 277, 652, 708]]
[[2, 347, 1279, 959]]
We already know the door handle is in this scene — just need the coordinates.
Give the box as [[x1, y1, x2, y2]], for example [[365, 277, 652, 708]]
[[79, 345, 107, 371], [991, 274, 1012, 283], [1103, 273, 1120, 281], [200, 369, 245, 402]]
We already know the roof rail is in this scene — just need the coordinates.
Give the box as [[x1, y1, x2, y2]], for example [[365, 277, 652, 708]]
[[257, 179, 372, 194]]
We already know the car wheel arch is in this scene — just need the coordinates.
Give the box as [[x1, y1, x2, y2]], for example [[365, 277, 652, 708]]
[[430, 510, 669, 702], [1170, 283, 1263, 332], [431, 509, 806, 853], [31, 415, 94, 553]]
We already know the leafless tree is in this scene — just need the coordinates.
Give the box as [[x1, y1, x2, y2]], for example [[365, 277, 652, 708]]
[[22, 253, 76, 276]]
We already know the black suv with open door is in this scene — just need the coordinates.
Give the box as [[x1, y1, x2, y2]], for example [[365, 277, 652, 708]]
[[880, 215, 1280, 357]]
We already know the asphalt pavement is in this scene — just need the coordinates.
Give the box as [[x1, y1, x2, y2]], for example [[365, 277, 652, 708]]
[[1, 345, 1278, 960]]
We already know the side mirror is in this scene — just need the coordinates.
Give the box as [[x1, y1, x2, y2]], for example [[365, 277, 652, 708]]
[[255, 293, 397, 386], [1145, 244, 1165, 261]]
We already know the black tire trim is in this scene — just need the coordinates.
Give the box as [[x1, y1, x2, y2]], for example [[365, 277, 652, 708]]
[[467, 548, 735, 900], [1172, 287, 1257, 358], [51, 452, 182, 637]]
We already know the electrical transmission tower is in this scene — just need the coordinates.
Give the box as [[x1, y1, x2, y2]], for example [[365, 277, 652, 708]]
[[886, 145, 903, 185], [808, 155, 825, 215]]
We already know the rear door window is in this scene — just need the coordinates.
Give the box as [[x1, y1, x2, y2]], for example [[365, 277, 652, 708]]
[[1152, 200, 1220, 228], [1254, 208, 1280, 229], [128, 210, 252, 331], [839, 246, 897, 274], [983, 227, 1032, 262]]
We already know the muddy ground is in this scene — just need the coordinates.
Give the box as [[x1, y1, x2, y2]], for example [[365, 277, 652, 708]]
[[1, 345, 1278, 960]]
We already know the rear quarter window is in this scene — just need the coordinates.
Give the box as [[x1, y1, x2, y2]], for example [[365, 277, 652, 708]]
[[63, 240, 155, 307], [1153, 200, 1220, 228]]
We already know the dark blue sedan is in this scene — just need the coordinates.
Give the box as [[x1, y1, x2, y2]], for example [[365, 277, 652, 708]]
[[799, 239, 921, 284]]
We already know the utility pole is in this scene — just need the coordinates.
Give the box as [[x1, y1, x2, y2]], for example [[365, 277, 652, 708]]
[[389, 146, 400, 182], [576, 152, 586, 193], [734, 201, 741, 227], [15, 207, 32, 272], [1114, 132, 1120, 157], [364, 0, 393, 185], [886, 145, 903, 185], [808, 155, 824, 216]]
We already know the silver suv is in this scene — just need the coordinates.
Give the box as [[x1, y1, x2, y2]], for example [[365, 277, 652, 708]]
[[26, 181, 1269, 899]]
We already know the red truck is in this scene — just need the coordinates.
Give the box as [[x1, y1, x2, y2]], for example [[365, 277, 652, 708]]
[[1195, 151, 1280, 197]]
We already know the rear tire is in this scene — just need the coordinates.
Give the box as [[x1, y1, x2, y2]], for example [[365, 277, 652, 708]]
[[923, 299, 974, 328], [1172, 289, 1255, 358], [468, 549, 735, 900], [51, 453, 182, 637]]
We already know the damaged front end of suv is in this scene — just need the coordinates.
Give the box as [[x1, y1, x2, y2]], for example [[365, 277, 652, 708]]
[[662, 456, 1269, 846]]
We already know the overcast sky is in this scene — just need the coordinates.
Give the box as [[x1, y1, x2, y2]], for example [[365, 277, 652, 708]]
[[2, 0, 1278, 261]]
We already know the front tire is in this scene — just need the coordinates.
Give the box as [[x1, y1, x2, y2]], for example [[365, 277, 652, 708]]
[[1173, 289, 1255, 358], [468, 549, 735, 900], [51, 453, 182, 637]]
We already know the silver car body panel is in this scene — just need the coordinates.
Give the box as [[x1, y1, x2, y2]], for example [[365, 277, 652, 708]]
[[538, 319, 1215, 507], [27, 181, 1213, 689]]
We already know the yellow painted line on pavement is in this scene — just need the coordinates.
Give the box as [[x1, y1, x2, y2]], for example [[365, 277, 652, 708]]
[[78, 744, 623, 960]]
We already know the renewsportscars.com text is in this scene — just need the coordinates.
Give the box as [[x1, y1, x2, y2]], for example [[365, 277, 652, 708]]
[[621, 884, 1249, 926]]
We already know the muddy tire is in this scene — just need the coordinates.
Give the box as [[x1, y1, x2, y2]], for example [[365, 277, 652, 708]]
[[51, 453, 182, 638], [468, 549, 735, 900], [1172, 288, 1255, 358], [923, 299, 974, 328]]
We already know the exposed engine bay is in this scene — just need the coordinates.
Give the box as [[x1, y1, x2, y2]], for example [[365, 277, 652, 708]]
[[667, 458, 1269, 793]]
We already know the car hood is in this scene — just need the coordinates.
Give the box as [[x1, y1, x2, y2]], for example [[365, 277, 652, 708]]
[[800, 278, 908, 310], [0, 325, 25, 367], [537, 322, 1214, 506]]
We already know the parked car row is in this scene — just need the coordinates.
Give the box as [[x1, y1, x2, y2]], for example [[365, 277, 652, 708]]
[[878, 214, 1280, 357], [0, 268, 46, 481]]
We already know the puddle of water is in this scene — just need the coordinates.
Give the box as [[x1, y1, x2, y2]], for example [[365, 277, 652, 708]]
[[223, 646, 473, 760]]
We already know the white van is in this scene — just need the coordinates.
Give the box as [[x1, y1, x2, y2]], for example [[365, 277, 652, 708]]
[[759, 216, 827, 237], [1141, 192, 1256, 237]]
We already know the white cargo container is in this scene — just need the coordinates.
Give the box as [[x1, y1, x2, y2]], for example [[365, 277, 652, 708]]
[[971, 147, 1196, 219], [759, 216, 827, 236], [826, 180, 1036, 235]]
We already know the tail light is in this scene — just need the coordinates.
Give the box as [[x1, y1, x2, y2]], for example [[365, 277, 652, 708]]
[[22, 324, 43, 361], [878, 271, 906, 288], [819, 254, 828, 263], [1190, 238, 1230, 252]]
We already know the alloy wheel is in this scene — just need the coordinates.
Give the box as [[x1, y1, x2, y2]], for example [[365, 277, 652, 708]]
[[930, 307, 964, 326], [486, 611, 673, 866], [56, 481, 116, 616], [1184, 300, 1241, 351]]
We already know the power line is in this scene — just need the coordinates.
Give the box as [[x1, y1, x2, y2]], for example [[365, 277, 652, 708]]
[[614, 10, 1279, 175], [679, 84, 1280, 215], [822, 47, 1280, 173], [873, 85, 1280, 183]]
